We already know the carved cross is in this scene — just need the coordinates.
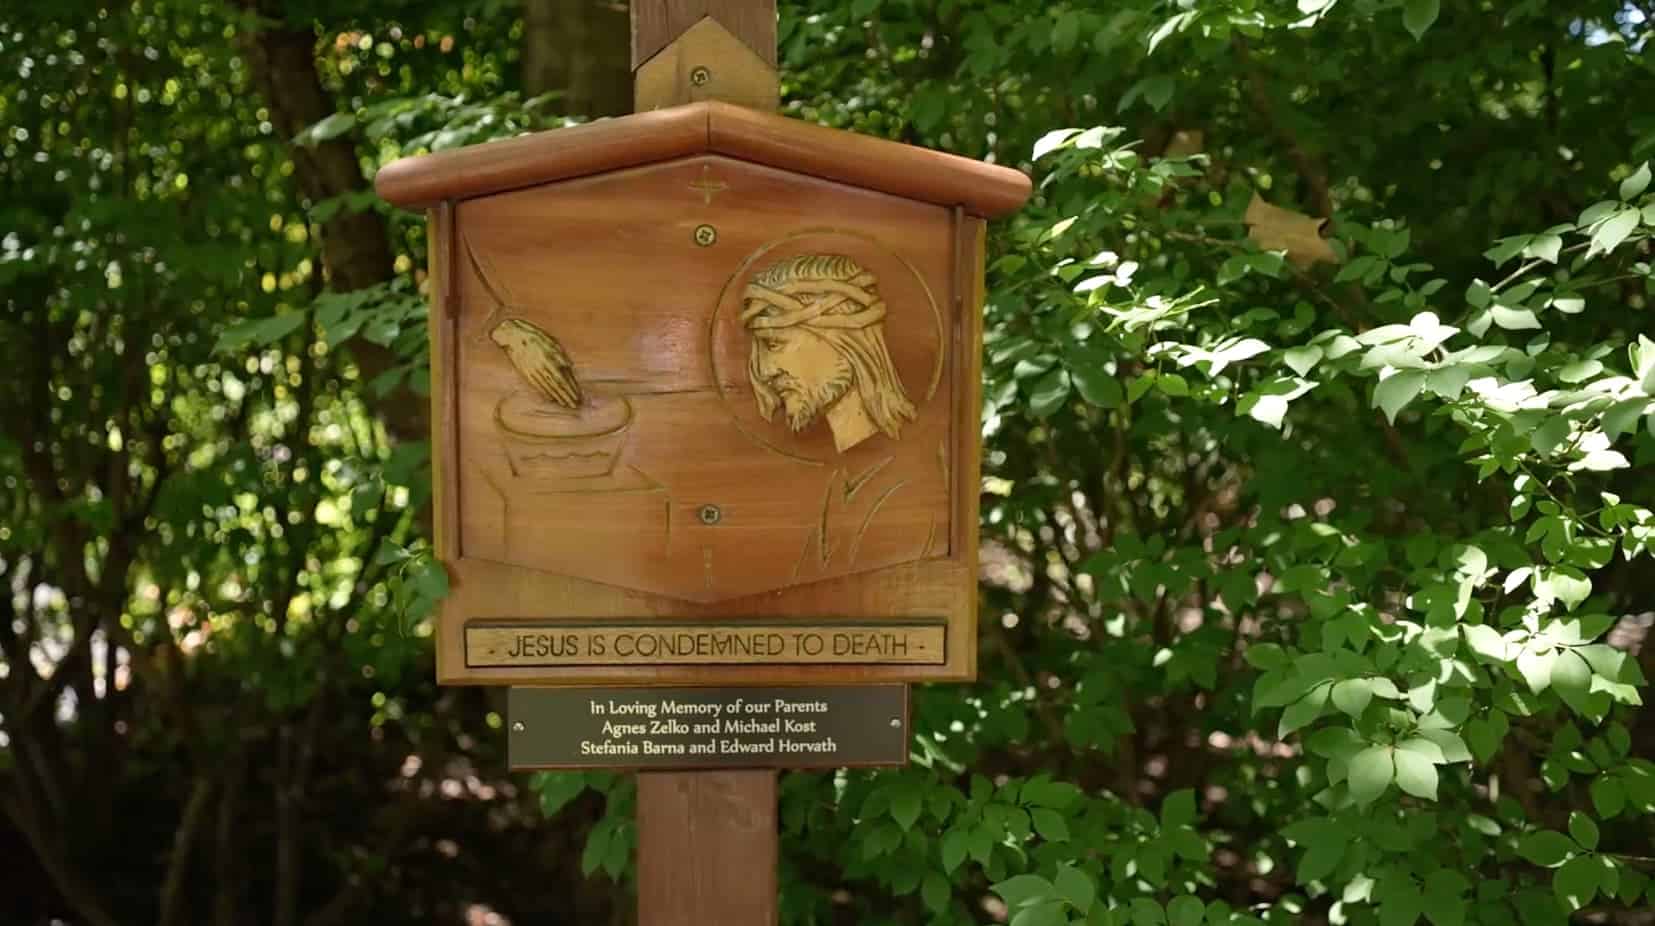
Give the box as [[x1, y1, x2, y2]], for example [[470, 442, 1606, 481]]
[[689, 167, 729, 205]]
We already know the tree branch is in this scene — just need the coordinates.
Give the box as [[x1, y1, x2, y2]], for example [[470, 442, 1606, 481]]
[[157, 776, 216, 926]]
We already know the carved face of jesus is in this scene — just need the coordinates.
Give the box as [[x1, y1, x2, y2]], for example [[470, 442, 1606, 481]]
[[749, 326, 854, 432]]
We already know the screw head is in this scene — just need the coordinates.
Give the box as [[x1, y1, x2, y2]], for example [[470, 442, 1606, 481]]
[[690, 65, 712, 86], [889, 717, 901, 728], [698, 504, 722, 525], [693, 224, 718, 247], [511, 721, 526, 733]]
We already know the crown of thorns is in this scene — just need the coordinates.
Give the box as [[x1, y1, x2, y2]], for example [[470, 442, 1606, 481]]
[[740, 264, 886, 331]]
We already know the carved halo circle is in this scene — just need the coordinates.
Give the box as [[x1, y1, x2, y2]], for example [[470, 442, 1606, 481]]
[[708, 228, 944, 465]]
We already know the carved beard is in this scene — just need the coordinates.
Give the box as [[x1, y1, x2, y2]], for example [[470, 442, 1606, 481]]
[[774, 367, 853, 432]]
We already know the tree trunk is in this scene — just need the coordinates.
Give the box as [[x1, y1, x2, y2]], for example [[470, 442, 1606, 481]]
[[522, 0, 633, 117], [239, 12, 428, 445]]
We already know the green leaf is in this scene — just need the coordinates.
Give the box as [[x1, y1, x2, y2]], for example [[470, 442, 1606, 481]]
[[1603, 398, 1651, 437], [215, 312, 308, 353], [1244, 643, 1289, 671], [1590, 776, 1626, 819], [1466, 279, 1493, 307], [891, 787, 922, 830], [1028, 369, 1072, 418], [1350, 745, 1395, 805], [1011, 901, 1067, 926], [1129, 898, 1167, 926], [1422, 886, 1467, 926], [1397, 737, 1447, 764], [581, 820, 612, 876], [1374, 371, 1426, 423], [1550, 650, 1593, 713], [1491, 305, 1541, 330], [1403, 0, 1439, 39], [1243, 392, 1290, 429], [1394, 747, 1439, 800], [1517, 646, 1557, 694], [1142, 75, 1175, 111], [1023, 778, 1082, 809], [922, 871, 951, 913], [1161, 789, 1197, 828], [1278, 681, 1332, 738], [297, 111, 357, 145], [1284, 345, 1323, 376], [1055, 864, 1096, 913], [1536, 569, 1592, 612], [1588, 208, 1640, 257], [1464, 713, 1507, 762], [1517, 830, 1575, 867], [1167, 896, 1204, 926], [941, 828, 969, 873], [1298, 838, 1346, 884], [1621, 162, 1652, 200], [1379, 879, 1425, 926], [1331, 678, 1374, 716], [1553, 853, 1601, 912], [1032, 807, 1071, 842], [1033, 129, 1082, 160], [1416, 730, 1472, 763], [1567, 811, 1599, 851], [993, 874, 1054, 911], [1071, 359, 1124, 409], [534, 773, 589, 817], [1307, 726, 1366, 759]]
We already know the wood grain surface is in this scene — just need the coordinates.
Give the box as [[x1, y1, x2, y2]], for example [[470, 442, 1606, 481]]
[[637, 770, 778, 926], [631, 0, 778, 68], [374, 102, 1031, 218], [425, 153, 989, 686], [634, 16, 778, 112]]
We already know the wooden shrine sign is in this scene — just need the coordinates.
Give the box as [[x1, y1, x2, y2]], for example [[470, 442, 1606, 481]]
[[376, 102, 1030, 687]]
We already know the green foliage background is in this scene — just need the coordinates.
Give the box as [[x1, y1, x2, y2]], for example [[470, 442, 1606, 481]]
[[3, 1, 1655, 925]]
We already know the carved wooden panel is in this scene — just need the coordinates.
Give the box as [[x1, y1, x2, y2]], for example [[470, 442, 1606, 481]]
[[453, 156, 954, 603], [428, 156, 987, 685]]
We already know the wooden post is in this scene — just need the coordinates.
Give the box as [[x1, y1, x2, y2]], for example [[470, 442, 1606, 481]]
[[631, 4, 782, 925], [637, 770, 779, 925]]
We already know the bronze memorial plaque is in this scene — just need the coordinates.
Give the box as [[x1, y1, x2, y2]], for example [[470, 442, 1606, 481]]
[[377, 102, 1031, 687], [507, 685, 909, 770]]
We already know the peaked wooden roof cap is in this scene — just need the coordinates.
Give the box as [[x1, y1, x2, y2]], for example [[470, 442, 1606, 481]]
[[375, 101, 1031, 218]]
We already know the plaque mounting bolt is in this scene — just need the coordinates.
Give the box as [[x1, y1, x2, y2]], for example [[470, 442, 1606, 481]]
[[690, 65, 712, 86], [889, 718, 901, 728], [694, 224, 718, 247], [511, 721, 526, 733], [698, 504, 723, 525]]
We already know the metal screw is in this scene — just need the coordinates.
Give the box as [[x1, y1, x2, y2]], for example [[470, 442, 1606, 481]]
[[690, 65, 711, 86], [889, 718, 901, 728], [511, 721, 526, 733], [693, 224, 717, 247], [698, 504, 722, 525]]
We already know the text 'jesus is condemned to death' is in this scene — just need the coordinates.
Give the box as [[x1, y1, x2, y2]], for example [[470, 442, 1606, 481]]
[[466, 622, 945, 667]]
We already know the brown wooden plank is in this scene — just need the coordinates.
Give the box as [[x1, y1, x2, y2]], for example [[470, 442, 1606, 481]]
[[429, 202, 462, 564], [705, 102, 1031, 218], [637, 770, 778, 926], [957, 216, 987, 682], [631, 0, 777, 69], [374, 102, 1032, 218], [375, 104, 709, 211]]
